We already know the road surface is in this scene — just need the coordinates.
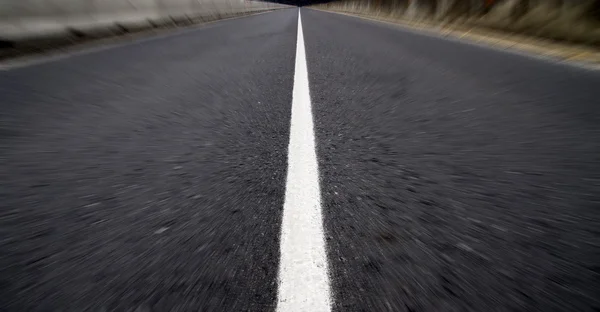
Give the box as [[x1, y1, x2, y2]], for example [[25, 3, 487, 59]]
[[1, 8, 599, 312]]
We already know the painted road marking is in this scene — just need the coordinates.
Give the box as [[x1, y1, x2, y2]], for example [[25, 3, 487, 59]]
[[276, 9, 332, 312]]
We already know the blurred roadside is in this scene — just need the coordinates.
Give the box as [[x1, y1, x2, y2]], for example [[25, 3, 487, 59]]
[[314, 0, 600, 67], [0, 0, 288, 62]]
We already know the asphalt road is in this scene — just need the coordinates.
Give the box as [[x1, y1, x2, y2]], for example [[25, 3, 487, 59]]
[[1, 7, 600, 312]]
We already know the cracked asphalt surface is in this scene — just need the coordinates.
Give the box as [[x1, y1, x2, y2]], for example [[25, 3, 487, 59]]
[[1, 7, 600, 312]]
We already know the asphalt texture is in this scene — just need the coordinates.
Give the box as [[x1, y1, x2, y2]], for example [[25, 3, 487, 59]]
[[302, 9, 600, 312], [0, 9, 297, 311], [1, 7, 599, 312]]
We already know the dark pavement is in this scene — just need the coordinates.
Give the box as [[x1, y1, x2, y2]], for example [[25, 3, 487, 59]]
[[302, 9, 600, 312], [1, 7, 600, 312], [0, 9, 297, 311]]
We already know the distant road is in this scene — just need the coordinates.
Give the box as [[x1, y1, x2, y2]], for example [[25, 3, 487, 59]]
[[1, 8, 599, 312]]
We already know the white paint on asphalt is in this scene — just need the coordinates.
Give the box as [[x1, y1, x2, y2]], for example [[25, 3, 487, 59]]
[[277, 9, 332, 312]]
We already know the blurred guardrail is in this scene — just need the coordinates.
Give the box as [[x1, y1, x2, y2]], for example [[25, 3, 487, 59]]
[[0, 0, 287, 43], [316, 0, 600, 46]]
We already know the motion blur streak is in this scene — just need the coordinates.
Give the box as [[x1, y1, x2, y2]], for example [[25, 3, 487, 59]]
[[0, 0, 285, 40], [1, 5, 600, 312], [316, 0, 600, 46]]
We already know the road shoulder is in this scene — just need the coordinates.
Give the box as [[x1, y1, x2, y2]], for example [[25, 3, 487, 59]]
[[311, 8, 600, 71]]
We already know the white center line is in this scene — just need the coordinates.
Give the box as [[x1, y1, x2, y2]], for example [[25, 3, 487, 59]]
[[276, 9, 332, 312]]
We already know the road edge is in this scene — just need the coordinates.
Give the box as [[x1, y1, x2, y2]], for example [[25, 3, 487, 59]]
[[310, 8, 600, 72], [0, 9, 281, 71]]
